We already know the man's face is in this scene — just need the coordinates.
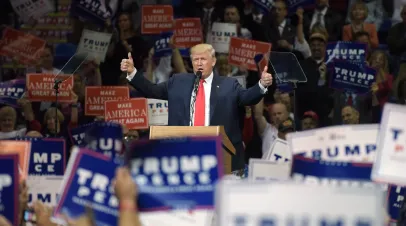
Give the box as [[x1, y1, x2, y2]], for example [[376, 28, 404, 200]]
[[273, 1, 287, 21], [271, 103, 289, 126], [310, 39, 326, 60], [118, 14, 131, 31], [224, 7, 240, 24], [301, 118, 317, 130], [191, 51, 216, 79], [356, 35, 371, 50], [341, 107, 359, 124]]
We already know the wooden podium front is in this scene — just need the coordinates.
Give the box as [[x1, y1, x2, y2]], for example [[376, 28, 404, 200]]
[[149, 126, 235, 174]]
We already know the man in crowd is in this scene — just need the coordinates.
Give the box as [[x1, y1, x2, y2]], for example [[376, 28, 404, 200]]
[[120, 44, 273, 170], [301, 111, 319, 130], [341, 106, 360, 124]]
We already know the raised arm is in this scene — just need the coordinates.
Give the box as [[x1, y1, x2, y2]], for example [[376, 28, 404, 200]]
[[121, 52, 170, 100], [237, 66, 273, 106]]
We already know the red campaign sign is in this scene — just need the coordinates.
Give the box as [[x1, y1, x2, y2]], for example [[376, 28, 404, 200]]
[[0, 27, 45, 65], [104, 98, 149, 130], [228, 37, 272, 71], [141, 5, 174, 34], [173, 18, 203, 48]]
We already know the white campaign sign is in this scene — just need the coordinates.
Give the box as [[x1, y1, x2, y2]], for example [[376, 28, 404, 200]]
[[216, 181, 384, 226], [147, 99, 168, 126], [27, 175, 63, 206], [286, 124, 378, 162], [372, 104, 406, 185], [77, 29, 112, 62], [10, 0, 53, 22], [248, 159, 290, 181], [208, 23, 237, 53], [263, 138, 291, 163]]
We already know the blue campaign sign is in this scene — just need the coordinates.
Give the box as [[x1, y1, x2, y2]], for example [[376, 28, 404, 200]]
[[13, 137, 66, 176], [286, 0, 316, 14], [330, 61, 376, 94], [326, 42, 367, 65], [84, 121, 123, 159], [154, 32, 173, 58], [292, 155, 405, 222], [0, 79, 25, 107], [0, 154, 19, 226], [54, 148, 120, 226], [253, 0, 273, 13], [69, 122, 95, 146], [70, 0, 118, 25], [127, 137, 223, 211]]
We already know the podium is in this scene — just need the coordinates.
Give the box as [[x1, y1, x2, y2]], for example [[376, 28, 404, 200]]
[[149, 126, 236, 174]]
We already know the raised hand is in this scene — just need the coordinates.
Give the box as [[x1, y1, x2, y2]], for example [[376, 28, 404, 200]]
[[260, 66, 273, 87], [120, 52, 135, 74]]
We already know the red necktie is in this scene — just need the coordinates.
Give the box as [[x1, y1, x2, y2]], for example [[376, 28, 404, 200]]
[[347, 95, 353, 106], [194, 80, 205, 126]]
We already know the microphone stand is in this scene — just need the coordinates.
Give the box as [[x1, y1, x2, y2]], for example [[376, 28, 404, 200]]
[[53, 79, 62, 137], [190, 74, 202, 126]]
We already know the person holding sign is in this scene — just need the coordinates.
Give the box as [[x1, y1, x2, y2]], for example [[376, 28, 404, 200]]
[[121, 43, 273, 170]]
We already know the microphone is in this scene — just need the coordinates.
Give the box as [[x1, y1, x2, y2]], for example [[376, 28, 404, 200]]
[[190, 70, 203, 126]]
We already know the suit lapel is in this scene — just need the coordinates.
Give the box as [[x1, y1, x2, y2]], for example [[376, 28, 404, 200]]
[[209, 74, 220, 124]]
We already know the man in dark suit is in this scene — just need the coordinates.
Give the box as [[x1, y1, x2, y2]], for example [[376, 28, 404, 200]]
[[120, 44, 273, 170]]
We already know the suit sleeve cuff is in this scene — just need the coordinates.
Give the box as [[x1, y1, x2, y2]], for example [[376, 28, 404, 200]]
[[126, 68, 138, 81], [258, 81, 268, 94]]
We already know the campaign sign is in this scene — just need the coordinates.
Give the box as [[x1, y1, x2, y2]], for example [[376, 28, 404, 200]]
[[26, 74, 74, 102], [85, 86, 129, 116], [127, 137, 223, 211], [208, 22, 237, 53], [326, 42, 367, 65], [0, 154, 19, 226], [54, 147, 120, 225], [70, 0, 117, 25], [0, 140, 31, 181], [263, 138, 291, 163], [11, 0, 53, 22], [253, 0, 273, 13], [12, 137, 66, 176], [141, 5, 174, 34], [27, 175, 63, 206], [216, 180, 384, 226], [84, 121, 123, 159], [248, 159, 290, 181], [228, 37, 272, 71], [69, 122, 94, 146], [173, 18, 203, 48], [147, 99, 168, 125], [286, 124, 378, 162], [292, 155, 404, 222], [154, 32, 173, 58], [77, 29, 112, 62], [0, 79, 25, 107], [372, 104, 406, 186], [331, 61, 376, 94], [104, 98, 149, 130]]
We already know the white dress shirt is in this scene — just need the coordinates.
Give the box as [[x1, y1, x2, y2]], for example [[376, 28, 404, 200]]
[[127, 69, 268, 126], [278, 20, 286, 36]]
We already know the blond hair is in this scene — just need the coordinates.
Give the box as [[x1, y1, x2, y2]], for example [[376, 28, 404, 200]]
[[0, 106, 17, 121], [43, 107, 65, 124], [349, 1, 369, 21], [190, 44, 216, 59]]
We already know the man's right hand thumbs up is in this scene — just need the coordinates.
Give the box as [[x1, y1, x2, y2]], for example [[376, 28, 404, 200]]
[[120, 52, 135, 74]]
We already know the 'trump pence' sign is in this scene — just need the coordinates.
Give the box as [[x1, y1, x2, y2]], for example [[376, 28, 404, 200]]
[[208, 22, 237, 53], [286, 124, 378, 162], [77, 29, 112, 62], [0, 154, 19, 226], [54, 148, 119, 226], [216, 181, 384, 226]]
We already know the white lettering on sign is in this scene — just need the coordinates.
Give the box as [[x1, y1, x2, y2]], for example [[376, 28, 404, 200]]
[[131, 155, 217, 186], [76, 168, 118, 207], [33, 153, 62, 173]]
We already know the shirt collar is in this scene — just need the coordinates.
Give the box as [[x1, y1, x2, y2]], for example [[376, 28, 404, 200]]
[[279, 19, 286, 28], [317, 7, 328, 15], [204, 71, 214, 84]]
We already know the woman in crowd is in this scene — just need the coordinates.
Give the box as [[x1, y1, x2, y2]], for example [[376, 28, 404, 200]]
[[343, 1, 379, 48]]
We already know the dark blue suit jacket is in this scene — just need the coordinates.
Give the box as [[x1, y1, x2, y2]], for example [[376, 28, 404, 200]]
[[129, 70, 265, 170]]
